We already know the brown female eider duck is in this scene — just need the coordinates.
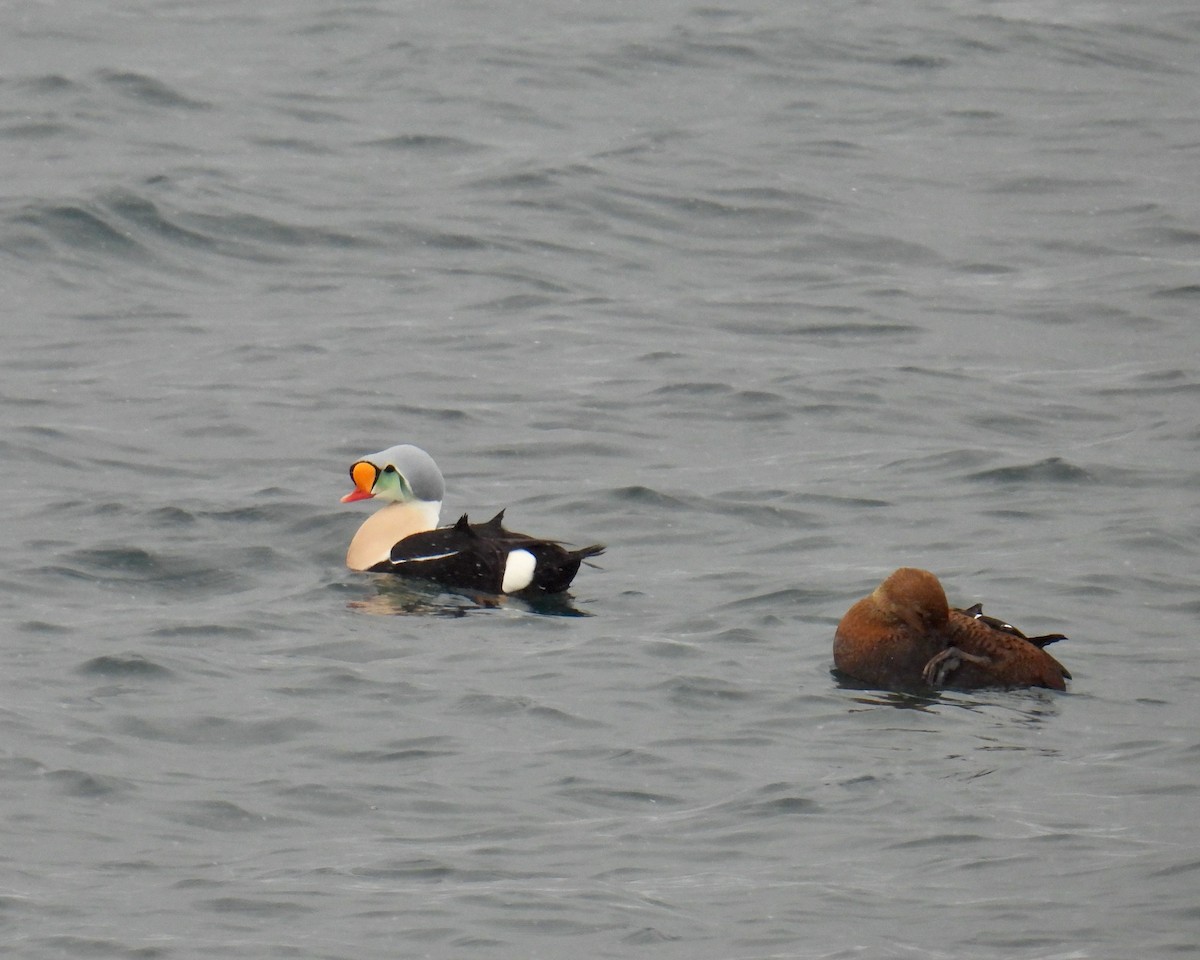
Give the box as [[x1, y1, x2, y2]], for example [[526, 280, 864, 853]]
[[833, 567, 1070, 691], [341, 444, 603, 596]]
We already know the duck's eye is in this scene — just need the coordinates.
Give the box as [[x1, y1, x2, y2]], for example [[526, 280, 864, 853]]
[[383, 465, 397, 474]]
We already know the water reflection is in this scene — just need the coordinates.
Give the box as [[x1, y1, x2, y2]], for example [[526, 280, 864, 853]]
[[832, 669, 1064, 721], [347, 575, 596, 618]]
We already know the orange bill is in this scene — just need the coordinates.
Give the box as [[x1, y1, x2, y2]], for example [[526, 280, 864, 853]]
[[340, 460, 378, 502]]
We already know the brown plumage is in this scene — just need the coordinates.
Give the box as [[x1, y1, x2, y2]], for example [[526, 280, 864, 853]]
[[833, 567, 1070, 692]]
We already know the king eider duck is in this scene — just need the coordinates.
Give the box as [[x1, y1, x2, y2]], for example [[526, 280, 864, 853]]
[[833, 567, 1070, 692], [341, 444, 604, 596]]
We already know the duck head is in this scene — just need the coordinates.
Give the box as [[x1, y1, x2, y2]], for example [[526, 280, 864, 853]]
[[871, 567, 950, 633], [341, 444, 445, 506]]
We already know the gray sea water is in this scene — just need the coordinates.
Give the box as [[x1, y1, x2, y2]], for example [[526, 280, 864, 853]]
[[4, 1, 1200, 957]]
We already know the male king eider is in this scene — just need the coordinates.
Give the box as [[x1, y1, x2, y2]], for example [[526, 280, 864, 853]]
[[833, 567, 1070, 691], [341, 444, 604, 595]]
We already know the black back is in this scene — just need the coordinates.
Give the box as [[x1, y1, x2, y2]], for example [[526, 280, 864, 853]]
[[370, 511, 604, 596]]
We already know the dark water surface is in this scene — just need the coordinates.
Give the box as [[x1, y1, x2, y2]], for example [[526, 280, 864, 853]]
[[3, 2, 1199, 957]]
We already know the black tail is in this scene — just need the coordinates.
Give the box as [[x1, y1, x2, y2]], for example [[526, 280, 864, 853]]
[[572, 544, 605, 562]]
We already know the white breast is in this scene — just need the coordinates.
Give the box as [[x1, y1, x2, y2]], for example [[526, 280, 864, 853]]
[[345, 500, 441, 571]]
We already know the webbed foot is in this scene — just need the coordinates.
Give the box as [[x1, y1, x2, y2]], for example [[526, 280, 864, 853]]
[[922, 646, 992, 687]]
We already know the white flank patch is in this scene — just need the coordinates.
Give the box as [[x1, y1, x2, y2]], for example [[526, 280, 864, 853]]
[[501, 549, 537, 593], [395, 551, 459, 564]]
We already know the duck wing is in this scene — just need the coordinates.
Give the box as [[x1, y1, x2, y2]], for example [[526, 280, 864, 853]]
[[931, 609, 1071, 690], [957, 602, 1068, 648], [370, 514, 509, 594], [373, 512, 604, 596]]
